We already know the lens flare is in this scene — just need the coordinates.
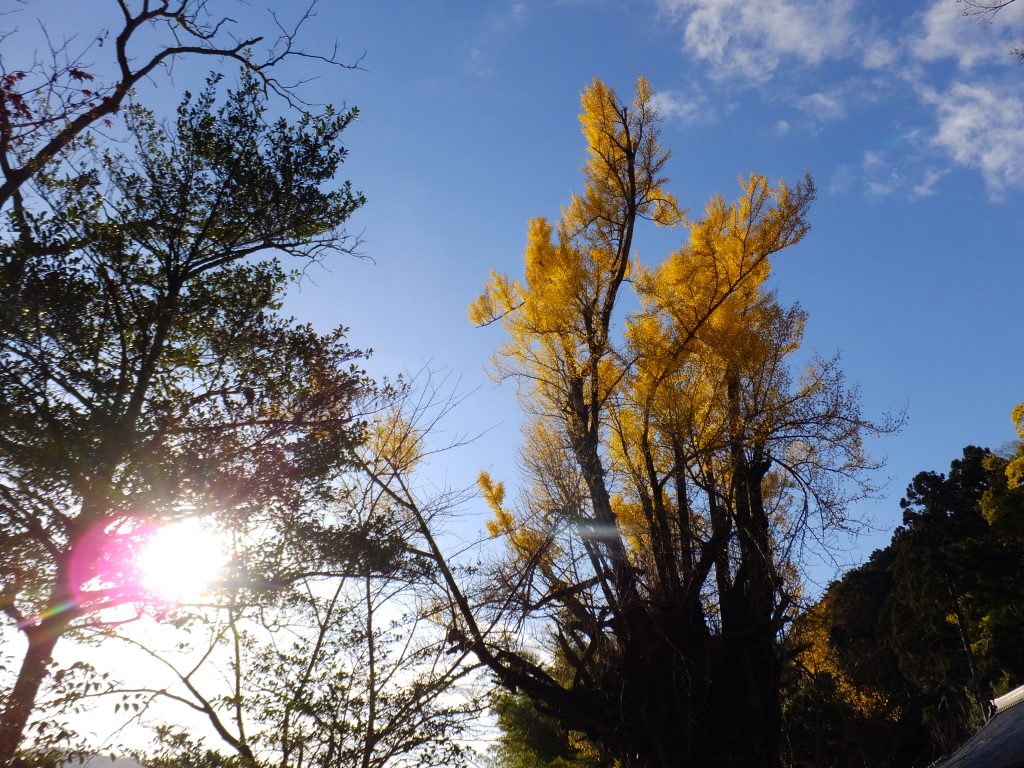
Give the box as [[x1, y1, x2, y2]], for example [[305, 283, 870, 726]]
[[138, 518, 227, 602]]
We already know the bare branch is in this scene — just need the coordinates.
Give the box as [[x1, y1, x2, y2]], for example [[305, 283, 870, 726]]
[[0, 0, 360, 211]]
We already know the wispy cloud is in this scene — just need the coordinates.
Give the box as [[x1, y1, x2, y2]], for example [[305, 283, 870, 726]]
[[863, 150, 886, 171], [921, 80, 1024, 197], [494, 2, 528, 31], [468, 3, 530, 77], [828, 156, 943, 200], [862, 38, 897, 70], [912, 168, 947, 198], [799, 90, 845, 122], [651, 86, 713, 125], [658, 0, 856, 82], [865, 172, 901, 199], [860, 150, 897, 198], [467, 47, 493, 77], [910, 0, 1024, 69]]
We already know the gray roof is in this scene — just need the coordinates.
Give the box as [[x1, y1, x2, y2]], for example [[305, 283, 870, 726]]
[[934, 685, 1024, 768]]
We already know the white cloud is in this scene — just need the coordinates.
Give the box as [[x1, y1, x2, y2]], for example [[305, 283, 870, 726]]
[[862, 38, 897, 70], [865, 173, 899, 198], [653, 0, 1024, 196], [651, 88, 712, 124], [862, 149, 885, 170], [467, 47, 493, 77], [490, 3, 529, 34], [864, 163, 900, 197], [922, 80, 1024, 196], [911, 0, 1024, 68], [472, 3, 528, 75], [800, 91, 845, 121], [861, 150, 901, 198], [911, 168, 947, 198], [658, 0, 856, 81]]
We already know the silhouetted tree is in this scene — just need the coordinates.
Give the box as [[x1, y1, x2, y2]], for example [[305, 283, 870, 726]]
[[0, 73, 366, 763]]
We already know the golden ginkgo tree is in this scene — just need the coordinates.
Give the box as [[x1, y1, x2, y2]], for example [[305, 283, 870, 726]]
[[374, 78, 889, 768]]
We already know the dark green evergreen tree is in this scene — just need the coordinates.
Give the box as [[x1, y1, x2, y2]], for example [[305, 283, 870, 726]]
[[0, 73, 367, 763], [783, 446, 1024, 768]]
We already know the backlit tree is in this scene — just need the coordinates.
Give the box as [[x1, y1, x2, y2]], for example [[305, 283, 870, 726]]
[[0, 73, 366, 763], [451, 77, 887, 768]]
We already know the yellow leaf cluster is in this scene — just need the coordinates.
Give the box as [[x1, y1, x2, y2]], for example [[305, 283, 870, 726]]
[[467, 77, 686, 404], [481, 469, 557, 560], [366, 411, 423, 473], [634, 173, 811, 355], [570, 77, 684, 234], [609, 492, 649, 554], [794, 600, 892, 719], [1007, 402, 1024, 489], [481, 471, 513, 537]]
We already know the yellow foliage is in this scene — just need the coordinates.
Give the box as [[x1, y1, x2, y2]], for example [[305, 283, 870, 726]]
[[481, 468, 561, 561], [467, 269, 522, 327], [617, 176, 815, 539], [633, 173, 812, 360], [570, 77, 684, 234], [366, 411, 423, 473], [795, 599, 892, 718], [1007, 402, 1024, 489], [480, 471, 514, 538], [609, 492, 649, 555], [568, 730, 612, 764], [470, 74, 819, 627], [468, 77, 685, 405]]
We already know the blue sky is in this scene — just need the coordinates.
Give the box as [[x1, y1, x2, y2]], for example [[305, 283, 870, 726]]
[[290, 0, 1024, 571], [10, 0, 1024, 572]]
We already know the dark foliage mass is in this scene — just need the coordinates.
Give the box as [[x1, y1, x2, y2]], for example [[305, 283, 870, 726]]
[[493, 444, 1024, 768], [782, 446, 1024, 768]]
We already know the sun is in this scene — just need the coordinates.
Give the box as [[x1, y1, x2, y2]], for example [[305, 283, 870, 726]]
[[137, 518, 229, 603]]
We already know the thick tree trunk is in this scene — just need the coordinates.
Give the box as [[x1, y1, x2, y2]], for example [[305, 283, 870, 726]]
[[0, 614, 69, 766]]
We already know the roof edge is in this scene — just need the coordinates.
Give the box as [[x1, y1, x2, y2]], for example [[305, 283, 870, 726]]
[[992, 683, 1024, 712]]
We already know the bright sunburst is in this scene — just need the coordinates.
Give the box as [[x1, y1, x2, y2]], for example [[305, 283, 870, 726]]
[[138, 518, 228, 603]]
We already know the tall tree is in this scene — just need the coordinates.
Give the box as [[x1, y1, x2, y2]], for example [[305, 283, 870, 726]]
[[0, 73, 366, 763], [367, 77, 887, 768]]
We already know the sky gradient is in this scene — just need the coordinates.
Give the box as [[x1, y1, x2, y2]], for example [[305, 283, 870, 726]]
[[302, 0, 1024, 573], [8, 0, 1024, 575]]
